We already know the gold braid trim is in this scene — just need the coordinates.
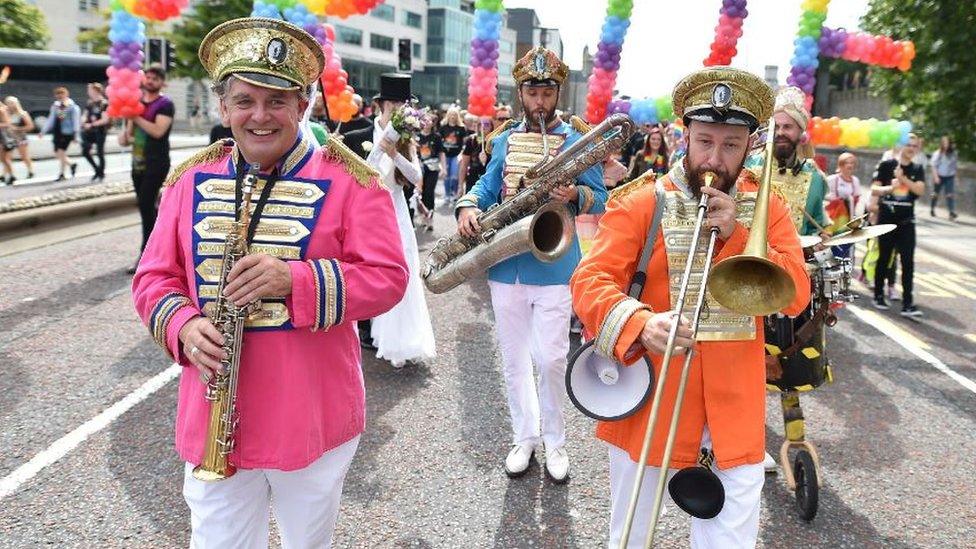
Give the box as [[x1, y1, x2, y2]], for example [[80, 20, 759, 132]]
[[609, 171, 655, 203], [321, 138, 379, 188], [164, 139, 233, 187], [484, 119, 517, 155], [570, 115, 591, 135]]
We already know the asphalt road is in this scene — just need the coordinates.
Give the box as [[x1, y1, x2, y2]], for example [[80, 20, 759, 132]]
[[0, 198, 974, 548]]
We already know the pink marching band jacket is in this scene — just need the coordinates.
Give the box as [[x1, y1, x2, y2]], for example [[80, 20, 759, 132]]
[[131, 134, 408, 470]]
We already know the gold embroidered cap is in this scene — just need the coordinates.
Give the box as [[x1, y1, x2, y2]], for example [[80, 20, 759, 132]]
[[672, 67, 774, 132], [513, 46, 569, 87], [199, 17, 325, 91]]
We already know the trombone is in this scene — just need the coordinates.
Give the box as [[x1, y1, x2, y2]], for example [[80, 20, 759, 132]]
[[618, 118, 796, 548]]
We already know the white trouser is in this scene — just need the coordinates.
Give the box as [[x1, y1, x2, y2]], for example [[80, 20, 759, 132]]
[[488, 281, 572, 449], [608, 429, 764, 549], [183, 435, 360, 549]]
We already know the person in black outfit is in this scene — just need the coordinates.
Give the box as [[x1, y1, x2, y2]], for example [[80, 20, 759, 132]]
[[120, 65, 174, 274], [81, 83, 110, 181], [208, 122, 234, 144], [871, 134, 926, 316], [417, 115, 446, 231], [438, 107, 467, 202]]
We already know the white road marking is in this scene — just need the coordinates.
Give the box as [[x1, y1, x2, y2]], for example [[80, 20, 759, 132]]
[[847, 305, 976, 395], [0, 364, 181, 501]]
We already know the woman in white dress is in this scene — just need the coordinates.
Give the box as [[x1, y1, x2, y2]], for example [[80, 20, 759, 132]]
[[367, 109, 436, 368]]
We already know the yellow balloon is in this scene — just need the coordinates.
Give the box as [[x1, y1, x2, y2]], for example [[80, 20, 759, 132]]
[[123, 0, 138, 12], [303, 0, 328, 16]]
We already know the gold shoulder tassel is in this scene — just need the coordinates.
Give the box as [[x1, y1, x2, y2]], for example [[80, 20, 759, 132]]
[[164, 139, 233, 187], [609, 172, 655, 203], [484, 118, 516, 155], [321, 137, 379, 187], [570, 115, 592, 135]]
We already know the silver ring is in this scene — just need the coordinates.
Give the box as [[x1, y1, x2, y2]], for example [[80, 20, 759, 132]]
[[190, 346, 200, 356]]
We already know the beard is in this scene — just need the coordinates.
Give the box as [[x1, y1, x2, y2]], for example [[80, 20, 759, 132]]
[[773, 136, 798, 164], [525, 106, 557, 131], [684, 156, 742, 198]]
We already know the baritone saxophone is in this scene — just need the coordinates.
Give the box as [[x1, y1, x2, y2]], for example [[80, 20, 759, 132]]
[[422, 113, 635, 294]]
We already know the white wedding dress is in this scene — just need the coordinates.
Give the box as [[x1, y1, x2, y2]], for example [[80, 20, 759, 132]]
[[367, 121, 436, 366]]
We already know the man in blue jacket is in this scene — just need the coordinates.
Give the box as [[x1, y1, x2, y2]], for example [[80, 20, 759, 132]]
[[456, 46, 606, 483]]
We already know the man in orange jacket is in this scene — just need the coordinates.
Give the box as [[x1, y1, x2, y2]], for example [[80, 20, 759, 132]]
[[570, 67, 811, 547]]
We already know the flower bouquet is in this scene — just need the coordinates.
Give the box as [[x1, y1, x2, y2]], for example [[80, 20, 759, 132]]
[[365, 104, 428, 167]]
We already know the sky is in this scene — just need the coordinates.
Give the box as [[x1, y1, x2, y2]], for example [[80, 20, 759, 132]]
[[504, 0, 871, 97]]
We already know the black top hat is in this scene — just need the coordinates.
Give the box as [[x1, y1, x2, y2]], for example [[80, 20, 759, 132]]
[[374, 73, 412, 102]]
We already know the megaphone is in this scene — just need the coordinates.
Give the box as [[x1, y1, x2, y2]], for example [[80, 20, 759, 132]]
[[565, 340, 653, 421], [668, 448, 725, 519]]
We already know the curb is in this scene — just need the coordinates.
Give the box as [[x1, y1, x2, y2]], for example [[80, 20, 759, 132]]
[[0, 193, 136, 233]]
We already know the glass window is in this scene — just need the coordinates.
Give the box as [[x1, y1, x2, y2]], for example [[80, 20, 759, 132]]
[[335, 25, 362, 46], [404, 11, 423, 29], [370, 34, 394, 52], [428, 44, 443, 64], [412, 43, 422, 59], [428, 12, 444, 39], [371, 4, 394, 22]]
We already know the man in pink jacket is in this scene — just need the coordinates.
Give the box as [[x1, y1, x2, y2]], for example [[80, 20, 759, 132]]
[[130, 18, 408, 547]]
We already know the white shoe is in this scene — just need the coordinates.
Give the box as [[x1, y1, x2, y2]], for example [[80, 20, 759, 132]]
[[504, 443, 535, 478], [544, 445, 570, 483], [391, 360, 406, 369], [763, 451, 778, 474]]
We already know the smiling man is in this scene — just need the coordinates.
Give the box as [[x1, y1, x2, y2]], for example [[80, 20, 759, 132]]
[[130, 18, 408, 547]]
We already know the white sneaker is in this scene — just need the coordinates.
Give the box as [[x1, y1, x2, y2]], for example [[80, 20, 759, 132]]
[[544, 445, 570, 483], [504, 443, 535, 478], [763, 451, 778, 474]]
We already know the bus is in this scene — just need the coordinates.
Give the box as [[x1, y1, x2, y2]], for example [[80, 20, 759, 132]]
[[0, 48, 110, 128]]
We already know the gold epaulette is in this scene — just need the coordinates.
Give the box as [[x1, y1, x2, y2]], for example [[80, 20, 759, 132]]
[[484, 118, 516, 155], [609, 171, 655, 203], [321, 136, 379, 187], [570, 115, 591, 135], [164, 139, 233, 187]]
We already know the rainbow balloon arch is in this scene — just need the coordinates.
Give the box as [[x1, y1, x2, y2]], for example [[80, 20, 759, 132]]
[[106, 0, 384, 122], [467, 0, 505, 118], [581, 0, 918, 151]]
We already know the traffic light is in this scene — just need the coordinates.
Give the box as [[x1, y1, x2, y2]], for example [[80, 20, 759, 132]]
[[145, 38, 177, 71], [164, 40, 177, 72], [398, 38, 412, 72], [147, 38, 164, 67]]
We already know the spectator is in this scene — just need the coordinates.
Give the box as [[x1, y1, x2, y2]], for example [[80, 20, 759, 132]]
[[2, 96, 35, 182], [462, 111, 479, 134], [871, 133, 925, 316], [208, 120, 233, 144], [80, 83, 110, 182], [627, 125, 669, 180], [40, 86, 80, 181], [825, 152, 862, 259], [439, 106, 466, 203], [0, 104, 16, 184], [119, 64, 174, 274], [338, 94, 372, 135], [930, 135, 958, 220], [417, 113, 446, 231]]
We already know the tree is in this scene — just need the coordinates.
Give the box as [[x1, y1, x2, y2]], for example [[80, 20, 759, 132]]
[[77, 10, 113, 54], [0, 0, 51, 50], [862, 1, 976, 159], [167, 0, 253, 81]]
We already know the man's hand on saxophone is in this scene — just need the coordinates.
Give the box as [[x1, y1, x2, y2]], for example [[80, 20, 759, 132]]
[[457, 207, 482, 238], [223, 253, 293, 307], [548, 183, 578, 204], [179, 316, 227, 382]]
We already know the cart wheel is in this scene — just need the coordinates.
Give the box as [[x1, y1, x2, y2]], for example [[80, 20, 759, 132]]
[[793, 449, 819, 521]]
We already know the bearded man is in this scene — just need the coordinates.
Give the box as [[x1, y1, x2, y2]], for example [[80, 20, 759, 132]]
[[455, 46, 607, 483], [570, 67, 810, 547]]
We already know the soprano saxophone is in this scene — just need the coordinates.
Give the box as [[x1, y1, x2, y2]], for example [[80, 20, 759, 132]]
[[192, 164, 261, 482], [422, 113, 635, 294]]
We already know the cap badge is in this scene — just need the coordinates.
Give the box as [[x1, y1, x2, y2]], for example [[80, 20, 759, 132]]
[[266, 38, 287, 66], [533, 51, 547, 74], [712, 83, 732, 110]]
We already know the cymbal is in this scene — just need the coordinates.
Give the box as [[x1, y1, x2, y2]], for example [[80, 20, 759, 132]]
[[824, 224, 897, 246], [799, 235, 823, 248]]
